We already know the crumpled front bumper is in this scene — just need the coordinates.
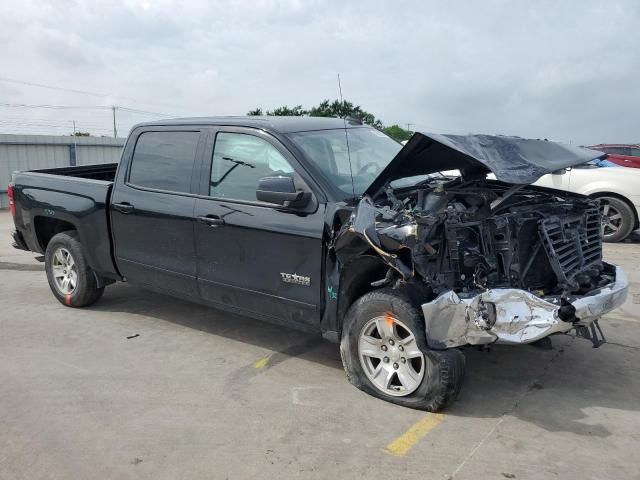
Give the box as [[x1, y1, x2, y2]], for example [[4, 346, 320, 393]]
[[421, 266, 628, 348]]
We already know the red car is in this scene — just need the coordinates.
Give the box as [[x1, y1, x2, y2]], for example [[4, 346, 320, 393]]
[[588, 143, 640, 168]]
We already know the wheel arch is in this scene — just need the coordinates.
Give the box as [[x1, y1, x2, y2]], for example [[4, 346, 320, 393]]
[[335, 256, 388, 338], [34, 215, 78, 252]]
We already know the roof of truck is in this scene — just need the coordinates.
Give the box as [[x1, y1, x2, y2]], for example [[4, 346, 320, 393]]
[[133, 116, 364, 134]]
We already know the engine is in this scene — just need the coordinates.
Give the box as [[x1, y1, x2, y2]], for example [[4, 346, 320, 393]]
[[341, 177, 609, 297]]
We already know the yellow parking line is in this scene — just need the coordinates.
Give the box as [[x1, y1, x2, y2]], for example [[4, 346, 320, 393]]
[[384, 413, 446, 456], [253, 353, 273, 369]]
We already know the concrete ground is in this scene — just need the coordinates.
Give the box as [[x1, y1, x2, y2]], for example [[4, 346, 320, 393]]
[[1, 210, 639, 480]]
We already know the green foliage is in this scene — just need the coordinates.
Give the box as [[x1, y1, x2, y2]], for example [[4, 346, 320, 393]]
[[246, 108, 263, 116], [247, 99, 397, 132], [307, 100, 382, 128], [267, 105, 307, 116], [247, 100, 413, 138], [73, 131, 91, 137], [382, 125, 413, 142]]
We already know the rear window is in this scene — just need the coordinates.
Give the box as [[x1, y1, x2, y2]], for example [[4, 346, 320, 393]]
[[128, 131, 200, 193]]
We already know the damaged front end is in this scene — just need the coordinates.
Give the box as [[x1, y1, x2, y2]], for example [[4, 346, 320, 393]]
[[334, 134, 629, 349], [422, 266, 627, 348]]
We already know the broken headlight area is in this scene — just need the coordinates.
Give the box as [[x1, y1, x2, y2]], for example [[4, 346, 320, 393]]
[[335, 177, 628, 347]]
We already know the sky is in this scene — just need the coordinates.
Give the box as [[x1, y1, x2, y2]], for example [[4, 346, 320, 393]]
[[0, 0, 638, 144]]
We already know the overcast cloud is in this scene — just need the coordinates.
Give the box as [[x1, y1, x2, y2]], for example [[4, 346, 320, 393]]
[[0, 0, 638, 143]]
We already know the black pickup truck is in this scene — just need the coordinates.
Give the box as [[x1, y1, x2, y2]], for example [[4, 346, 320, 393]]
[[9, 117, 628, 410]]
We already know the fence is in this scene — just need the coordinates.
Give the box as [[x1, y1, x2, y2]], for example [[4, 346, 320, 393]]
[[0, 134, 126, 208]]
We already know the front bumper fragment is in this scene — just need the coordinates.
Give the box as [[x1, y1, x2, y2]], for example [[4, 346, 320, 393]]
[[421, 266, 628, 349]]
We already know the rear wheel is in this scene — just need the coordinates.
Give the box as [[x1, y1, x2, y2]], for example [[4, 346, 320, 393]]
[[45, 231, 104, 307], [340, 289, 465, 411], [598, 196, 635, 242]]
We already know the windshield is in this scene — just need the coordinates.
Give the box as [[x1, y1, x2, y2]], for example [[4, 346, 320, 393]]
[[288, 127, 402, 196]]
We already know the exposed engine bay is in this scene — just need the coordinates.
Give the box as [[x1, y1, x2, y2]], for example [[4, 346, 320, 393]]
[[334, 176, 627, 348], [338, 176, 611, 296]]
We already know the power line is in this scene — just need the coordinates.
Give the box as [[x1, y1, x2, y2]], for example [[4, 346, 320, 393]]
[[0, 122, 114, 132], [0, 98, 180, 137], [118, 106, 174, 117], [0, 114, 118, 125], [0, 76, 190, 111], [0, 102, 173, 116], [0, 122, 113, 132], [0, 102, 110, 110]]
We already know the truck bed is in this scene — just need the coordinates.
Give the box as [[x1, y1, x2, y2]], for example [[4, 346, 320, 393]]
[[29, 163, 118, 181], [10, 163, 120, 280]]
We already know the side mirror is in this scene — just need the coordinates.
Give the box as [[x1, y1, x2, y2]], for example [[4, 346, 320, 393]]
[[256, 176, 310, 208]]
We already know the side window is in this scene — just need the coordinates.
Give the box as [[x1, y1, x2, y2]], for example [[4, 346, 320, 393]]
[[129, 131, 200, 193], [209, 132, 294, 201]]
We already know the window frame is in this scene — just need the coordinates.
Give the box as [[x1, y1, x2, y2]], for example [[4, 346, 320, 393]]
[[124, 126, 206, 197], [195, 126, 322, 211]]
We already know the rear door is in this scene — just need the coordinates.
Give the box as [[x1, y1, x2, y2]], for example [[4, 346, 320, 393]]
[[193, 127, 325, 330], [111, 127, 205, 297]]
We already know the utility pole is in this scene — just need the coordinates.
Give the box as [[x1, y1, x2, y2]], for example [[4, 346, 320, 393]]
[[407, 123, 414, 132], [112, 106, 117, 138], [70, 120, 77, 166]]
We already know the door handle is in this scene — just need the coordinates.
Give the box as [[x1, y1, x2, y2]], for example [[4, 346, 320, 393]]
[[197, 215, 225, 227], [113, 202, 134, 214]]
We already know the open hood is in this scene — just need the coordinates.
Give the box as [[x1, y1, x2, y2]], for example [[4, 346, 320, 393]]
[[365, 133, 606, 198]]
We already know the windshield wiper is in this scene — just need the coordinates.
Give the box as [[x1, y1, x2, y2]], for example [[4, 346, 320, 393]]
[[210, 156, 255, 187]]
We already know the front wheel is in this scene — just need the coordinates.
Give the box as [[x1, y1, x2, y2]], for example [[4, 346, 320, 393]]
[[340, 289, 465, 411], [45, 231, 104, 307]]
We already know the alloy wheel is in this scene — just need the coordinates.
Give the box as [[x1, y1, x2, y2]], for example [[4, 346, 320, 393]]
[[51, 247, 78, 295], [358, 314, 425, 397], [600, 199, 623, 237]]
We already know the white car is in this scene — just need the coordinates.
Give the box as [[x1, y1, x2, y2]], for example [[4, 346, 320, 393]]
[[534, 163, 640, 242]]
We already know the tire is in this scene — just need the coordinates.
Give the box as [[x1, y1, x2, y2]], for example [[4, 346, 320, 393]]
[[340, 289, 465, 411], [44, 231, 104, 307], [597, 196, 635, 243]]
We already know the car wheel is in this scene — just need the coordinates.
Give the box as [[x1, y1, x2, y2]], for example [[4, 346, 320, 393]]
[[598, 196, 635, 243], [45, 231, 104, 307], [340, 289, 465, 411]]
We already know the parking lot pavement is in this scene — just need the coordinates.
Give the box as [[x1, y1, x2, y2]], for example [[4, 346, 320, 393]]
[[1, 210, 639, 480]]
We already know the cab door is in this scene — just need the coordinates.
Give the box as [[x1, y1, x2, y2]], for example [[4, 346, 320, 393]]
[[193, 127, 325, 330], [111, 127, 205, 297]]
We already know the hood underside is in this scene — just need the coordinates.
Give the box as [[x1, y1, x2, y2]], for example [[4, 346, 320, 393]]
[[365, 133, 606, 198]]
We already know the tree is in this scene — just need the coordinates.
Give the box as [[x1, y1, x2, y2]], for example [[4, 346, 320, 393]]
[[246, 108, 263, 116], [247, 99, 386, 130], [267, 105, 307, 116], [308, 100, 383, 128], [72, 131, 91, 137], [382, 125, 413, 142]]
